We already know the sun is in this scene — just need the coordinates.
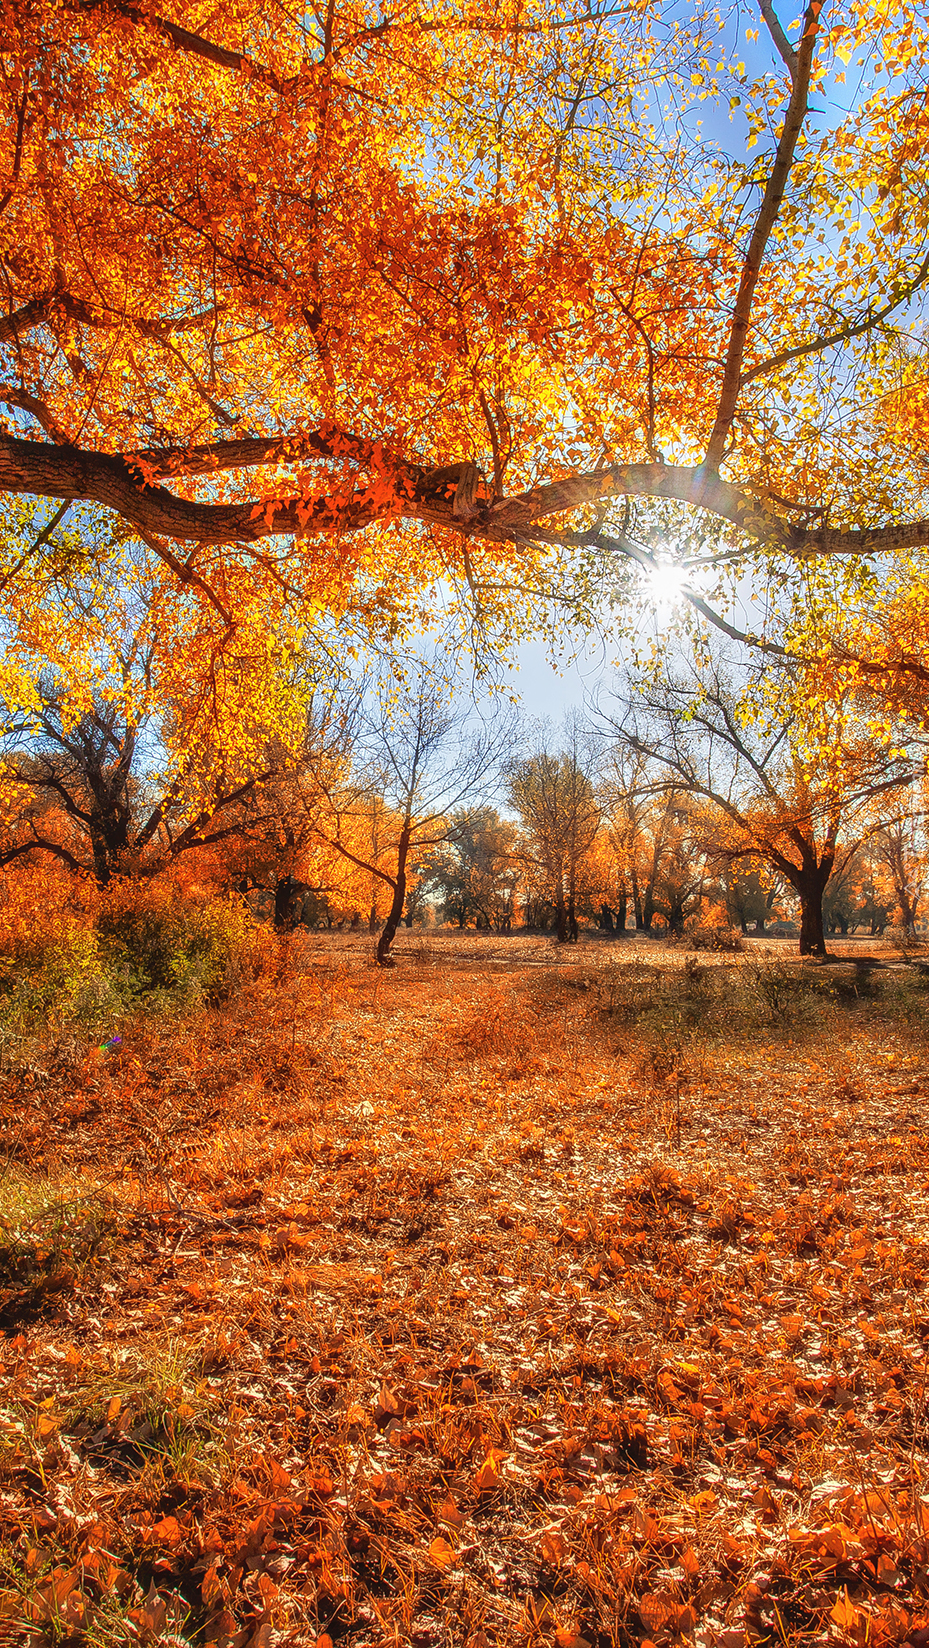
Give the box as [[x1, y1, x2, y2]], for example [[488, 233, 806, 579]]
[[643, 558, 689, 611]]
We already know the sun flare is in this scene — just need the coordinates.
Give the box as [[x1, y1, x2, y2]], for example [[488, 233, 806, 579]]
[[643, 558, 690, 611]]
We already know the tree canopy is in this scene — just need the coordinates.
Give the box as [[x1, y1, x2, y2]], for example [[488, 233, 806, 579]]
[[1, 0, 928, 671]]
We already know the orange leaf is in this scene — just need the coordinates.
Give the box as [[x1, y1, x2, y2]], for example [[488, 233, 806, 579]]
[[472, 1451, 504, 1493], [638, 1593, 677, 1633], [830, 1588, 860, 1630], [428, 1536, 456, 1570], [435, 1495, 465, 1529], [150, 1516, 183, 1546]]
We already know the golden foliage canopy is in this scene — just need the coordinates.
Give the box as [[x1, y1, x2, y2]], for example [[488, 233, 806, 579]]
[[0, 0, 928, 647]]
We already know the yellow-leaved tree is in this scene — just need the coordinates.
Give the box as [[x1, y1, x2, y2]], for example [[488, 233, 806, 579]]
[[0, 0, 927, 707]]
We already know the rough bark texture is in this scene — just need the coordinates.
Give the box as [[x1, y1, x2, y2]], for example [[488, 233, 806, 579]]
[[798, 890, 828, 958], [3, 433, 929, 559]]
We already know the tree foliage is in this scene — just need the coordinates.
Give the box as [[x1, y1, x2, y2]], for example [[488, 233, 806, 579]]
[[605, 655, 923, 955], [1, 0, 928, 685]]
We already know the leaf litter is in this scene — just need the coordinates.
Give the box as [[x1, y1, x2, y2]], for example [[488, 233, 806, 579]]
[[2, 933, 929, 1648]]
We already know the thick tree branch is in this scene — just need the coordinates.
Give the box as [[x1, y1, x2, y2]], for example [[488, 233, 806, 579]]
[[2, 431, 929, 561], [75, 0, 286, 95], [704, 0, 820, 468], [0, 78, 29, 218], [135, 427, 379, 479], [0, 291, 221, 348], [758, 0, 798, 83], [0, 833, 85, 875], [157, 775, 268, 858], [0, 383, 69, 443]]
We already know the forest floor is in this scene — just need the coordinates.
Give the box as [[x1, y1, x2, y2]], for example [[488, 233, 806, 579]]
[[2, 932, 929, 1648]]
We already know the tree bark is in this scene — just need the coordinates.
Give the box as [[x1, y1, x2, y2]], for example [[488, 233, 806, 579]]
[[376, 826, 411, 965], [667, 898, 685, 935], [777, 845, 833, 959], [798, 892, 827, 957], [6, 432, 929, 563], [274, 876, 295, 930]]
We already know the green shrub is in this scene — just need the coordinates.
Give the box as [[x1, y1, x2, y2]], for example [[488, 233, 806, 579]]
[[0, 881, 257, 1038], [96, 882, 254, 1008]]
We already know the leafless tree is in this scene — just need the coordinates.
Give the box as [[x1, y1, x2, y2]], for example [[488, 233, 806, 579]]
[[309, 655, 517, 963]]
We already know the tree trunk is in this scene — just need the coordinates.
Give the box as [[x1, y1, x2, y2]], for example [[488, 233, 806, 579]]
[[667, 899, 685, 935], [642, 885, 656, 934], [555, 887, 568, 943], [376, 827, 411, 965], [274, 876, 295, 930], [898, 888, 919, 933], [89, 819, 116, 887], [798, 886, 828, 957], [631, 871, 643, 930], [600, 904, 614, 932], [616, 887, 628, 932]]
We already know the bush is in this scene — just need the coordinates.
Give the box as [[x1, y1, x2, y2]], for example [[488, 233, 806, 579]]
[[741, 957, 825, 1025], [0, 870, 257, 1039], [679, 923, 745, 953], [97, 879, 254, 1007], [884, 924, 925, 955], [0, 1174, 117, 1331]]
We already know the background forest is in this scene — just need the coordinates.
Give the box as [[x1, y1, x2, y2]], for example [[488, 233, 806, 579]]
[[0, 620, 926, 1039]]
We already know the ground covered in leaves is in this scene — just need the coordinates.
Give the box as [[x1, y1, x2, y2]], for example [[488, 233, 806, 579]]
[[3, 933, 929, 1648]]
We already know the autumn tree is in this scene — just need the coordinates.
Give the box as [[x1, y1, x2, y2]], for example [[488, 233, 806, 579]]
[[1, 0, 929, 714], [0, 505, 355, 888], [425, 807, 519, 932], [819, 850, 871, 937], [0, 667, 281, 887], [872, 808, 927, 935], [509, 734, 600, 942], [308, 660, 515, 963], [645, 801, 711, 936], [598, 749, 706, 935], [606, 658, 922, 957], [573, 830, 629, 934], [724, 864, 781, 936]]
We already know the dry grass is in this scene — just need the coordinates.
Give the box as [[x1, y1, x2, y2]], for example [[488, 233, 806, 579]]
[[2, 932, 929, 1648]]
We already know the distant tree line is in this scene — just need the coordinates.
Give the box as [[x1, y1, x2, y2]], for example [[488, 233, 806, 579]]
[[1, 647, 925, 961]]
